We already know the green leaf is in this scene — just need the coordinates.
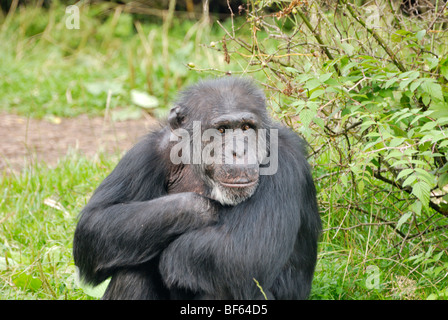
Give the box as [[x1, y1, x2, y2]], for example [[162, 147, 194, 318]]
[[307, 101, 319, 111], [429, 101, 448, 117], [420, 121, 437, 132], [319, 72, 333, 83], [441, 65, 448, 81], [410, 112, 430, 125], [391, 30, 412, 42], [410, 200, 422, 216], [425, 57, 439, 70], [396, 212, 412, 230], [390, 108, 410, 121], [385, 77, 398, 89], [296, 74, 313, 83], [399, 78, 414, 90], [131, 90, 159, 109], [416, 29, 426, 41], [396, 110, 413, 123], [358, 179, 365, 195], [421, 79, 444, 101], [403, 174, 417, 187], [312, 116, 325, 130], [412, 181, 431, 207], [397, 168, 414, 180], [13, 274, 42, 291], [388, 137, 405, 148], [410, 78, 425, 92], [300, 109, 316, 127], [414, 168, 436, 186], [284, 67, 299, 74], [422, 94, 431, 106], [438, 173, 448, 189], [398, 70, 420, 81], [427, 293, 438, 300], [309, 89, 325, 100], [439, 162, 448, 173], [304, 79, 321, 91], [294, 100, 306, 115]]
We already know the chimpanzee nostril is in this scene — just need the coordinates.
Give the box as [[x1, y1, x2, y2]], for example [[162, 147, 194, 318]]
[[216, 164, 259, 186]]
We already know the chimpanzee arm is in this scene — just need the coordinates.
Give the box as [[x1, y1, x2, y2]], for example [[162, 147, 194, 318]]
[[73, 131, 217, 286], [159, 129, 321, 299]]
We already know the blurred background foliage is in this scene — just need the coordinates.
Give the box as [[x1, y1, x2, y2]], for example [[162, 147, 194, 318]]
[[1, 0, 448, 299]]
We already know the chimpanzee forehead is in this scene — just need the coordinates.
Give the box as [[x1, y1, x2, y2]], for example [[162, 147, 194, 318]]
[[179, 77, 266, 114], [209, 87, 259, 111]]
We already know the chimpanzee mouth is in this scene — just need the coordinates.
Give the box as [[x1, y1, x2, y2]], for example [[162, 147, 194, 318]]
[[209, 176, 259, 206], [219, 180, 258, 188]]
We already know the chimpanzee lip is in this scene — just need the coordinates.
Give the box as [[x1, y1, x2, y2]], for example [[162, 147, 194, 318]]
[[219, 180, 258, 188]]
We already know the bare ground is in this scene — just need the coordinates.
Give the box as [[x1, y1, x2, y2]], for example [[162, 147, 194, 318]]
[[0, 112, 158, 173]]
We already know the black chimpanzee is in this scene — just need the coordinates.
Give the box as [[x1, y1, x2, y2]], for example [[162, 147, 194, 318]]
[[73, 77, 321, 300]]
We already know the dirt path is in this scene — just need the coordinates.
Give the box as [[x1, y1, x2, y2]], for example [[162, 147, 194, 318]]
[[0, 112, 158, 173]]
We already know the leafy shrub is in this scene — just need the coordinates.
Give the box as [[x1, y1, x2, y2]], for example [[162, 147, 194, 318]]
[[205, 0, 448, 297]]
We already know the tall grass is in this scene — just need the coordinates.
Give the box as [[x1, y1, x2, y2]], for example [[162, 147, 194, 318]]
[[0, 152, 117, 299], [0, 1, 233, 118]]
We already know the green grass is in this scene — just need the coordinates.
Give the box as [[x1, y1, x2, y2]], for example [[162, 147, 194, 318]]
[[0, 152, 117, 299], [0, 1, 237, 119]]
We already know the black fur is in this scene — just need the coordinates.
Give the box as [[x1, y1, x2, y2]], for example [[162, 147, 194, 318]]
[[73, 77, 321, 300]]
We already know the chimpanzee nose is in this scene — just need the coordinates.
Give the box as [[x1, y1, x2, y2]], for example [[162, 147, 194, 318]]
[[220, 164, 259, 183]]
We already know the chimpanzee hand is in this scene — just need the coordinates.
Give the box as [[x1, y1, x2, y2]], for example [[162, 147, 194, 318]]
[[180, 192, 219, 225]]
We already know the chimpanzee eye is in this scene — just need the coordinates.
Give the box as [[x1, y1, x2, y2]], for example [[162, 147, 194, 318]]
[[218, 127, 226, 134]]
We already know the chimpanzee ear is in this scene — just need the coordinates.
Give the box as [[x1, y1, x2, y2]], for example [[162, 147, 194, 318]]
[[168, 105, 185, 129]]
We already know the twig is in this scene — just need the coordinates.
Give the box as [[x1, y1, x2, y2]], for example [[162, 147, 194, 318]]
[[296, 8, 341, 76], [427, 0, 448, 32], [353, 203, 407, 238], [374, 169, 448, 217], [323, 222, 396, 232], [226, 0, 235, 38], [340, 0, 406, 73], [237, 52, 314, 58], [216, 20, 252, 52]]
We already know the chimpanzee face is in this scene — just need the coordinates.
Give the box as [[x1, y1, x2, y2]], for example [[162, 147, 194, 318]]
[[200, 112, 263, 206], [168, 78, 271, 206]]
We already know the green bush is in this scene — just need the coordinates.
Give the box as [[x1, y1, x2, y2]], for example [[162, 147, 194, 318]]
[[207, 0, 448, 298]]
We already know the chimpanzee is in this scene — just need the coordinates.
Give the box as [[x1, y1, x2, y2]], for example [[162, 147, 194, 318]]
[[73, 77, 321, 300]]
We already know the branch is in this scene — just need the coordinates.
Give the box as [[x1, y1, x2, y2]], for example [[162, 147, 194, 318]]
[[427, 0, 448, 32], [373, 170, 448, 218], [323, 221, 396, 232], [340, 0, 407, 73], [325, 203, 407, 238], [296, 8, 341, 76]]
